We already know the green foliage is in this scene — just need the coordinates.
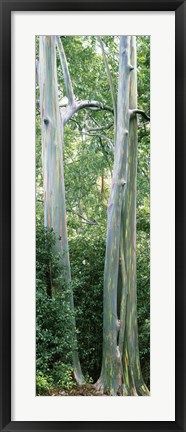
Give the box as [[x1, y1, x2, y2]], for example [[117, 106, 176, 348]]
[[36, 221, 75, 392], [137, 232, 150, 387], [137, 36, 150, 116], [52, 363, 75, 390], [136, 36, 150, 387], [69, 227, 105, 381], [36, 371, 53, 395], [36, 290, 73, 371]]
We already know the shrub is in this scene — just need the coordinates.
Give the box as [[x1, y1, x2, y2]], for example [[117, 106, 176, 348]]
[[36, 221, 75, 393], [36, 371, 53, 395]]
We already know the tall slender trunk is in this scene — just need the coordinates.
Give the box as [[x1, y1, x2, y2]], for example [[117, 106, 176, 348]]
[[99, 36, 149, 396], [39, 36, 84, 384], [120, 36, 149, 396], [101, 36, 131, 395]]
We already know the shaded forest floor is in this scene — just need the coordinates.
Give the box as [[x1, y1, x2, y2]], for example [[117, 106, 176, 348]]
[[40, 383, 150, 396], [48, 384, 103, 396]]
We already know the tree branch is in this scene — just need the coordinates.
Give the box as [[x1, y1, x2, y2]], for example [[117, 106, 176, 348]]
[[80, 130, 114, 153], [69, 118, 113, 133], [56, 36, 75, 106], [69, 118, 83, 131], [76, 100, 114, 113], [87, 122, 113, 132], [63, 100, 114, 124], [98, 137, 112, 173], [130, 109, 150, 122], [88, 113, 102, 127], [67, 118, 113, 171], [67, 209, 97, 225], [97, 36, 117, 132]]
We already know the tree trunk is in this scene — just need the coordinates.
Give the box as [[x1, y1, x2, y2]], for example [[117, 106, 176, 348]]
[[100, 36, 131, 395], [39, 36, 84, 384], [99, 36, 149, 396], [120, 36, 149, 396]]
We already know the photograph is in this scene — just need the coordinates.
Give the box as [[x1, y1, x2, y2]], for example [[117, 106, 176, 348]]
[[1, 0, 185, 428], [35, 35, 150, 397]]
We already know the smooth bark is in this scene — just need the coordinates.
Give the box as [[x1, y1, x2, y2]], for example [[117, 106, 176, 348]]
[[39, 36, 116, 385], [39, 36, 84, 384], [97, 36, 117, 134], [99, 36, 149, 396], [121, 36, 149, 395], [101, 36, 131, 395]]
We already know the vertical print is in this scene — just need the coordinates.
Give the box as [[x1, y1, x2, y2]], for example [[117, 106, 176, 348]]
[[36, 35, 150, 396]]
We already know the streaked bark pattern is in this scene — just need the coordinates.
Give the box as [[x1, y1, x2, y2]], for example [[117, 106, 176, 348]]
[[39, 35, 117, 386], [121, 37, 149, 396], [97, 36, 117, 135], [101, 36, 130, 395], [99, 36, 149, 396], [39, 36, 84, 384]]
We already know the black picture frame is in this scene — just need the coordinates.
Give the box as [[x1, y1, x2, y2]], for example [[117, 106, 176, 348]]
[[0, 1, 185, 431]]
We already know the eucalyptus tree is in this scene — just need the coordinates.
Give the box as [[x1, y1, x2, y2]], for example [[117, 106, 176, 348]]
[[39, 36, 84, 384], [39, 36, 115, 384], [97, 36, 150, 396]]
